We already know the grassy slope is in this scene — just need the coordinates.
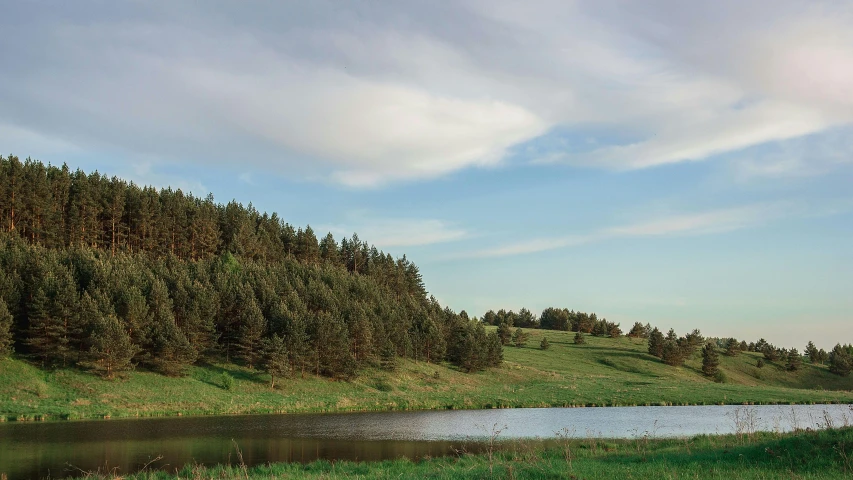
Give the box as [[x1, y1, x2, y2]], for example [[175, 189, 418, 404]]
[[1, 328, 851, 421], [81, 428, 853, 479]]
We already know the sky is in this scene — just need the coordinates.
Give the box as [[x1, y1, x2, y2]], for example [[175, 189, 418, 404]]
[[1, 1, 851, 349]]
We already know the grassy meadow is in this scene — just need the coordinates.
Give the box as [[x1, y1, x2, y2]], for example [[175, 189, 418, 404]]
[[74, 427, 853, 479], [1, 328, 852, 421]]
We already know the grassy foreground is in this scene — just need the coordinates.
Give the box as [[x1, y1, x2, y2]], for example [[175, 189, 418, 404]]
[[1, 329, 852, 421], [73, 428, 853, 479]]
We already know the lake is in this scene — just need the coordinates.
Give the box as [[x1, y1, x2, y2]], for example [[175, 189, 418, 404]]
[[2, 404, 851, 479]]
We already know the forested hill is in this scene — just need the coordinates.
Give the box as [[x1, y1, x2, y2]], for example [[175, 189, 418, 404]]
[[0, 155, 502, 379]]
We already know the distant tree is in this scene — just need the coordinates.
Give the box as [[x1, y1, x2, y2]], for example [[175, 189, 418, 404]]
[[25, 287, 68, 367], [512, 327, 530, 347], [762, 344, 781, 362], [805, 341, 819, 364], [539, 307, 570, 331], [627, 322, 648, 338], [685, 329, 704, 349], [647, 328, 664, 358], [261, 334, 289, 388], [785, 348, 802, 372], [379, 339, 397, 372], [814, 348, 829, 365], [662, 339, 687, 367], [84, 315, 138, 378], [497, 322, 513, 346], [574, 331, 585, 345], [0, 299, 13, 356], [724, 338, 741, 357], [701, 342, 720, 377], [829, 344, 852, 377], [756, 358, 764, 368], [515, 308, 538, 328], [540, 337, 550, 350]]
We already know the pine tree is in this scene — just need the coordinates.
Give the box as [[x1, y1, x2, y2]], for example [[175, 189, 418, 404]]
[[724, 338, 740, 356], [234, 297, 267, 368], [574, 331, 585, 345], [0, 299, 13, 356], [661, 339, 686, 366], [829, 344, 852, 377], [261, 334, 289, 388], [145, 279, 196, 376], [85, 315, 138, 378], [540, 336, 550, 350], [497, 322, 512, 346], [25, 287, 68, 367], [805, 341, 819, 364], [647, 327, 664, 357], [627, 322, 647, 338], [379, 338, 398, 371], [512, 327, 529, 347], [701, 342, 719, 377], [785, 348, 802, 372]]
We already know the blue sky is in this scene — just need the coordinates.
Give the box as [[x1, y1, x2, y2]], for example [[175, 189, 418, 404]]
[[1, 1, 851, 348]]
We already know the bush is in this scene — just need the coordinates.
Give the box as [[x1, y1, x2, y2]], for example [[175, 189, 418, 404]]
[[713, 370, 728, 383], [220, 372, 235, 391]]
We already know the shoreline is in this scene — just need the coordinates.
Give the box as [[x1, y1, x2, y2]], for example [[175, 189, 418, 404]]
[[3, 398, 852, 424]]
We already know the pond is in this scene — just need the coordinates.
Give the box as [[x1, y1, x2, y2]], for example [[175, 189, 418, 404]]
[[2, 404, 851, 479]]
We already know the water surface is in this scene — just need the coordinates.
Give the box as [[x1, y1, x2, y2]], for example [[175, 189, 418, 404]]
[[2, 404, 851, 479]]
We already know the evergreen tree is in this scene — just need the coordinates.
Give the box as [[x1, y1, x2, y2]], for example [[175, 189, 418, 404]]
[[512, 327, 529, 347], [805, 341, 819, 364], [84, 315, 138, 378], [724, 338, 740, 356], [701, 342, 719, 377], [647, 327, 664, 357], [234, 296, 267, 368], [25, 287, 68, 367], [829, 344, 852, 377], [379, 338, 398, 371], [261, 334, 289, 388], [661, 339, 686, 367], [0, 299, 13, 356], [627, 322, 648, 338], [785, 348, 802, 372], [145, 279, 197, 375], [540, 336, 550, 350], [574, 331, 585, 345], [497, 321, 512, 346]]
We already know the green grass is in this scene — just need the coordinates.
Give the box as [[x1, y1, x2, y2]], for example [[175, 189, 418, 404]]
[[74, 427, 853, 479], [1, 329, 851, 421]]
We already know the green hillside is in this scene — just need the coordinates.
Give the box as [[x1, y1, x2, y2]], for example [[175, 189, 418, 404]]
[[2, 328, 850, 421]]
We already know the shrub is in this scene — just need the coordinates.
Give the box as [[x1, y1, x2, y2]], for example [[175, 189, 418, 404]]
[[220, 372, 235, 391]]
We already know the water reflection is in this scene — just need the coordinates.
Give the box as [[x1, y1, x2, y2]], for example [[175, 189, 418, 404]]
[[1, 404, 850, 479]]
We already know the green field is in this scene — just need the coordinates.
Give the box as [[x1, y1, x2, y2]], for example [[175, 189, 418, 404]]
[[74, 427, 853, 479], [1, 328, 851, 421]]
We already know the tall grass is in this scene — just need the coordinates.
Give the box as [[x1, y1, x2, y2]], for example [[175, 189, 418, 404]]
[[69, 427, 853, 479]]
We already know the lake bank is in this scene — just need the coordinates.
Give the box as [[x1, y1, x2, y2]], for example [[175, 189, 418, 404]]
[[2, 330, 852, 423], [61, 427, 853, 480], [3, 404, 852, 477]]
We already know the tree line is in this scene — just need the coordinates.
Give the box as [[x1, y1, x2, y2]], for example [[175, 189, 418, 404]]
[[478, 303, 851, 378], [0, 156, 502, 379], [481, 307, 623, 337]]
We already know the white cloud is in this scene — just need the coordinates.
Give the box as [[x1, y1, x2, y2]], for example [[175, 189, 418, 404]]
[[317, 217, 467, 248], [469, 202, 796, 258], [1, 1, 852, 184]]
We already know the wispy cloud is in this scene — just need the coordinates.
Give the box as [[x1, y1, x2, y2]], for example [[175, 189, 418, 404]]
[[316, 217, 467, 249], [468, 202, 801, 259], [2, 2, 852, 185]]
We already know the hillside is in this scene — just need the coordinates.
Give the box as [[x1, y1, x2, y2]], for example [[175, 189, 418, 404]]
[[2, 328, 851, 421]]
